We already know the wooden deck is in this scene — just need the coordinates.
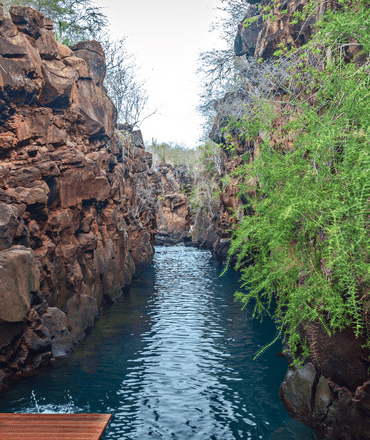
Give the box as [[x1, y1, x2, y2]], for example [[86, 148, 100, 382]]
[[0, 413, 112, 439]]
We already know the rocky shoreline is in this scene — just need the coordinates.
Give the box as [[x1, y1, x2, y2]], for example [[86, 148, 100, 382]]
[[0, 4, 190, 391]]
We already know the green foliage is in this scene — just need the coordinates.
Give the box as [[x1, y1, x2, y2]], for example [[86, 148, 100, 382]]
[[243, 15, 260, 27], [197, 140, 224, 177], [228, 0, 370, 361], [186, 141, 223, 241], [253, 329, 282, 360], [146, 140, 200, 169], [188, 177, 220, 218], [3, 0, 107, 45]]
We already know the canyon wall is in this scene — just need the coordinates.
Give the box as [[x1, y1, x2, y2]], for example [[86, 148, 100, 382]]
[[207, 0, 329, 261], [0, 4, 158, 389], [150, 163, 192, 246], [209, 1, 370, 438]]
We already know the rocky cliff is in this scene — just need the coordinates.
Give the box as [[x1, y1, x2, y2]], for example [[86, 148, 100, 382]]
[[209, 1, 370, 438], [0, 5, 157, 390], [208, 0, 337, 258], [190, 147, 244, 261], [150, 163, 192, 246]]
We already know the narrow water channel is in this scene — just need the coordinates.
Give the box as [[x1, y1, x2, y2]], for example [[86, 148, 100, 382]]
[[0, 246, 317, 439]]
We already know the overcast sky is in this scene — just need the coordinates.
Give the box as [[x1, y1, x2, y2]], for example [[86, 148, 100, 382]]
[[96, 0, 227, 148]]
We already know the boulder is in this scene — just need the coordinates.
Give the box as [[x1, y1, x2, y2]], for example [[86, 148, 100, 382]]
[[304, 323, 370, 391], [0, 320, 25, 351], [59, 170, 111, 207], [40, 307, 74, 357], [0, 17, 18, 39], [32, 352, 52, 368], [73, 79, 116, 138], [36, 28, 58, 60], [0, 246, 40, 323], [130, 231, 154, 273], [72, 40, 106, 87], [43, 17, 53, 30], [56, 41, 72, 59], [0, 202, 19, 251], [39, 62, 78, 107], [47, 124, 68, 145], [279, 362, 317, 423], [0, 36, 27, 57], [0, 54, 39, 95], [65, 294, 99, 342], [5, 181, 50, 205], [23, 324, 51, 351], [9, 5, 44, 39]]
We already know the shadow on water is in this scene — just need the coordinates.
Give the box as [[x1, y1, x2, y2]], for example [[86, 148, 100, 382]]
[[0, 246, 317, 440]]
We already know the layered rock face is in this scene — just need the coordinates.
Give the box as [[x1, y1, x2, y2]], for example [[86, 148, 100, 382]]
[[279, 324, 370, 439], [209, 1, 370, 437], [0, 5, 157, 389], [150, 163, 191, 246]]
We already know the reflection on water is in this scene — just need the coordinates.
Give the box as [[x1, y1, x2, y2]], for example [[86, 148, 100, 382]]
[[0, 246, 317, 440]]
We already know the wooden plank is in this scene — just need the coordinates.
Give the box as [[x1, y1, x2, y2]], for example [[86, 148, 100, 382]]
[[0, 414, 111, 440], [0, 434, 103, 438], [0, 414, 110, 420]]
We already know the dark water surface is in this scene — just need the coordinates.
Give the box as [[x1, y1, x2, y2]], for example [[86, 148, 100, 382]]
[[0, 246, 317, 440]]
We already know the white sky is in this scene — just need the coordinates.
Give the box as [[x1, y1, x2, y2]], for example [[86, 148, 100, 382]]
[[96, 0, 227, 148]]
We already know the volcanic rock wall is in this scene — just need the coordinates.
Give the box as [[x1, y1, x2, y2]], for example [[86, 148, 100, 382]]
[[209, 1, 370, 438], [207, 0, 337, 259], [0, 5, 157, 389], [151, 163, 191, 246]]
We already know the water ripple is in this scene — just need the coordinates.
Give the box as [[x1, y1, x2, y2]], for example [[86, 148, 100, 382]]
[[0, 246, 317, 440]]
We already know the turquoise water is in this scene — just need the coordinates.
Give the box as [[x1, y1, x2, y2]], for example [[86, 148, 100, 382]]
[[0, 246, 317, 439]]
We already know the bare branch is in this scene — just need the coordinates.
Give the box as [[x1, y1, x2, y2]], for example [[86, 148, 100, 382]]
[[100, 33, 157, 128]]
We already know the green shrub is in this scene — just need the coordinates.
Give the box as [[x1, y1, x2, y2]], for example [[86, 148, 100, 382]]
[[228, 0, 370, 361]]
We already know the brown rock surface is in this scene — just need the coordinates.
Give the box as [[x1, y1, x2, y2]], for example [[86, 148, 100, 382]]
[[279, 355, 370, 439], [0, 246, 40, 323], [234, 4, 263, 57], [278, 322, 370, 438], [150, 163, 192, 246], [72, 40, 106, 86], [254, 0, 316, 60], [0, 202, 19, 250], [0, 6, 158, 389], [209, 1, 370, 437]]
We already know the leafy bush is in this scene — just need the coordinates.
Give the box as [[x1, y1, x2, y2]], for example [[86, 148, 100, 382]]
[[227, 0, 370, 360]]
